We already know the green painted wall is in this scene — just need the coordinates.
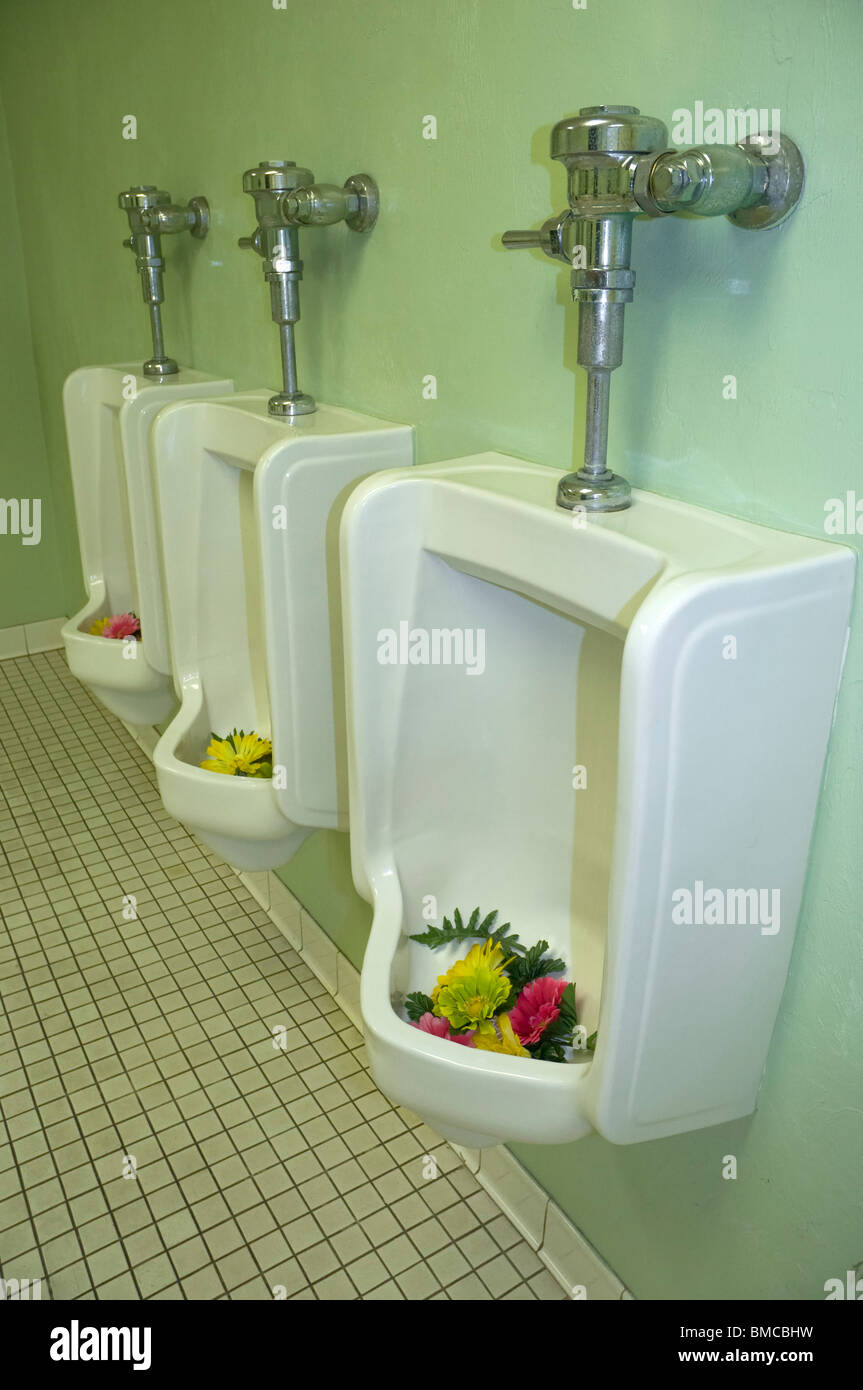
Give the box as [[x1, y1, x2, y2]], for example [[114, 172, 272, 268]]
[[0, 81, 64, 627], [1, 0, 860, 1300]]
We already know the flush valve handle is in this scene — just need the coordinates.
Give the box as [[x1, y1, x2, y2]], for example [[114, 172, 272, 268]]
[[502, 217, 570, 263], [237, 230, 264, 255]]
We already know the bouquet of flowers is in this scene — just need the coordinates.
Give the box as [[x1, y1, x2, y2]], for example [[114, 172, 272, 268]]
[[404, 907, 595, 1062], [89, 612, 141, 640], [200, 728, 273, 778]]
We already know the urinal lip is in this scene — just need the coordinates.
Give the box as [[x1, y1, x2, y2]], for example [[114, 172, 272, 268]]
[[365, 982, 593, 1085], [361, 870, 595, 1084], [154, 695, 312, 868], [153, 744, 292, 840], [360, 879, 593, 1147], [62, 605, 169, 695], [154, 682, 296, 844]]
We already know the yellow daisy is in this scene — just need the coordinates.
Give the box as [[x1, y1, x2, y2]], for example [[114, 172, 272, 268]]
[[471, 1013, 531, 1057], [200, 728, 273, 778], [431, 939, 512, 1031]]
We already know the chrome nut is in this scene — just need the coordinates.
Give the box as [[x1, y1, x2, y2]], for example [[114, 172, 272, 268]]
[[650, 152, 706, 207]]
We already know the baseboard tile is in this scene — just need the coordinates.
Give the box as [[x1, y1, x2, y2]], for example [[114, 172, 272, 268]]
[[102, 725, 629, 1301], [0, 626, 27, 660], [540, 1199, 625, 1300], [335, 954, 362, 1032], [120, 720, 161, 759], [238, 870, 271, 911], [267, 873, 303, 951], [476, 1143, 548, 1251], [0, 616, 66, 660], [298, 909, 340, 994], [448, 1142, 481, 1174], [25, 616, 66, 653]]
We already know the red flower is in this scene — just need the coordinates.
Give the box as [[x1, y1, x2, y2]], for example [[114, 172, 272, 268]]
[[509, 976, 568, 1046], [102, 612, 140, 640], [410, 1012, 475, 1046]]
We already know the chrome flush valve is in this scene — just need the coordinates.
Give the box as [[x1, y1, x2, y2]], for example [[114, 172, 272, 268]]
[[239, 161, 379, 418], [119, 186, 209, 377], [503, 106, 805, 511]]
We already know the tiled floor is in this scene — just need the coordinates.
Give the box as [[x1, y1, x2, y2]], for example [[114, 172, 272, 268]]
[[0, 651, 563, 1300]]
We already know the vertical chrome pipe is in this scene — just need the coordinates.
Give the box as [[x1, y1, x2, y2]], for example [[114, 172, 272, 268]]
[[583, 369, 612, 480], [148, 301, 166, 365], [279, 322, 299, 400]]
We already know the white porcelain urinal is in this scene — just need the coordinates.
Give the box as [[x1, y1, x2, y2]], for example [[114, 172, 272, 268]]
[[341, 454, 855, 1148], [61, 365, 233, 724], [151, 391, 413, 871]]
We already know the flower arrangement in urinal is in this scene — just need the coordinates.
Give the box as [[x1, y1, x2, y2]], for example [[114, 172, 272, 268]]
[[200, 729, 273, 779], [88, 612, 142, 641], [405, 907, 595, 1060]]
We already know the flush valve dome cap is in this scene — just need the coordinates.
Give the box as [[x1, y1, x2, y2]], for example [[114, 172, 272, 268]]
[[552, 106, 668, 163], [242, 161, 315, 194]]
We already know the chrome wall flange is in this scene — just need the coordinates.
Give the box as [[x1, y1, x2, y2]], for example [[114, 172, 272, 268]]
[[186, 196, 211, 239], [727, 133, 805, 231], [343, 174, 379, 232]]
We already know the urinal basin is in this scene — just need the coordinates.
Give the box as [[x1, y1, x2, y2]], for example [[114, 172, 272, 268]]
[[61, 364, 233, 726], [155, 674, 311, 871], [342, 453, 855, 1147], [151, 391, 413, 869]]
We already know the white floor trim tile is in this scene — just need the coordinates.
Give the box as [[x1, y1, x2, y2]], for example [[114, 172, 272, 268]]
[[120, 719, 161, 758], [449, 1142, 481, 1174], [476, 1143, 549, 1250], [238, 869, 271, 911], [335, 952, 362, 1032], [114, 719, 630, 1301], [0, 616, 67, 660], [267, 872, 303, 951], [298, 908, 340, 994], [541, 1199, 625, 1300], [24, 615, 67, 653], [0, 625, 27, 660]]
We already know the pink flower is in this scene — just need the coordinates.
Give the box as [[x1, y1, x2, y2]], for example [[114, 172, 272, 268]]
[[509, 976, 568, 1046], [411, 1012, 475, 1046], [102, 612, 140, 640]]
